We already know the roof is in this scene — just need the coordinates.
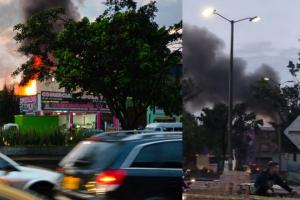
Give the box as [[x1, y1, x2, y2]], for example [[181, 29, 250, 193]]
[[121, 132, 182, 141], [146, 122, 182, 128], [86, 130, 182, 142], [259, 126, 275, 131]]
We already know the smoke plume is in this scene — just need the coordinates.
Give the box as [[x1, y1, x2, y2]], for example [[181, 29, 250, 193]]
[[0, 0, 85, 88], [183, 24, 279, 112], [20, 0, 81, 20]]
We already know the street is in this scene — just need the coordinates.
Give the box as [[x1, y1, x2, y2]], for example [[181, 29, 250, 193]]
[[186, 180, 300, 199]]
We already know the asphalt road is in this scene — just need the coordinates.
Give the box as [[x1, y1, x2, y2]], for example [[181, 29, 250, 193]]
[[189, 180, 300, 198]]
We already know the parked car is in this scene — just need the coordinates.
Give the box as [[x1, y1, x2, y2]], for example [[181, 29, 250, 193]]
[[0, 184, 42, 200], [2, 124, 19, 132], [55, 131, 182, 200], [0, 153, 61, 198]]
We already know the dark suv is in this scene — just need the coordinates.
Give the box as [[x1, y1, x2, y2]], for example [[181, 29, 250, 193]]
[[55, 131, 182, 200]]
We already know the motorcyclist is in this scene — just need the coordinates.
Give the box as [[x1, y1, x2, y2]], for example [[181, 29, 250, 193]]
[[254, 161, 296, 196], [182, 169, 191, 191]]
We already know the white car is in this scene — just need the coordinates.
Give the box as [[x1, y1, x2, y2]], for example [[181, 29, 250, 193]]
[[0, 153, 61, 198]]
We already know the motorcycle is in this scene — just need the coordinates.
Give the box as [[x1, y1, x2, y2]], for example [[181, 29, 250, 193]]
[[182, 169, 195, 192]]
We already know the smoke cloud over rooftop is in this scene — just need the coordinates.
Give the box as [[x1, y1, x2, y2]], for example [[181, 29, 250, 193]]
[[183, 24, 279, 112]]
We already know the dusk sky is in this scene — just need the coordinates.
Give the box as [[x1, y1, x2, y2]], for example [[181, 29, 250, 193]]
[[0, 0, 181, 87], [184, 0, 300, 83]]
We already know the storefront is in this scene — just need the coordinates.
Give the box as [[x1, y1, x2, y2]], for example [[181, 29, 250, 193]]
[[19, 91, 120, 131]]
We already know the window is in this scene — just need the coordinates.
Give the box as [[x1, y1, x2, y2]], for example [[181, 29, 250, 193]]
[[0, 158, 12, 170], [163, 127, 173, 132], [60, 141, 121, 169], [130, 141, 182, 168], [174, 127, 182, 131]]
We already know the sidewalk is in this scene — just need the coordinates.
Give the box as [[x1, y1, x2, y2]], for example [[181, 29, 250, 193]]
[[184, 193, 300, 200]]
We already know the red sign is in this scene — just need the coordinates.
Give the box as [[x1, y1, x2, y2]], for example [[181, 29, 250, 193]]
[[42, 102, 110, 112]]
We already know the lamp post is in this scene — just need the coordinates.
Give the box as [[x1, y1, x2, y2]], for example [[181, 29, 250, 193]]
[[203, 8, 260, 170], [263, 77, 295, 170]]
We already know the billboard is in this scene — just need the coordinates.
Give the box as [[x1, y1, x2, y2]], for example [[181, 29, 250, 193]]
[[41, 91, 104, 103], [41, 91, 110, 112], [20, 95, 38, 114]]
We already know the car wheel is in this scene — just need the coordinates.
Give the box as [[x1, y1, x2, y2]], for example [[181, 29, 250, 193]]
[[29, 181, 54, 199]]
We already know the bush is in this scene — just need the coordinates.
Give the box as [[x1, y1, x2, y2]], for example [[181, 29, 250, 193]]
[[0, 128, 92, 147]]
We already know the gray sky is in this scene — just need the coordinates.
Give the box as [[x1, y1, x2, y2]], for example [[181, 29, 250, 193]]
[[0, 0, 181, 87], [77, 0, 181, 26], [183, 0, 300, 82]]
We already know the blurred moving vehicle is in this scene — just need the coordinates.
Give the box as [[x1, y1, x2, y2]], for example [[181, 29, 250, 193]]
[[0, 184, 42, 200], [55, 131, 182, 200], [145, 122, 182, 132], [2, 123, 19, 132], [0, 153, 61, 198]]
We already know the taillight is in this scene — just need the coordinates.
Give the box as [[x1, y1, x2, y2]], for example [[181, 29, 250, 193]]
[[56, 166, 64, 173], [96, 170, 127, 185], [86, 137, 101, 142]]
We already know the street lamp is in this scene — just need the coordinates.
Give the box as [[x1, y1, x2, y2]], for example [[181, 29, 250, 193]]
[[263, 77, 294, 86], [203, 8, 260, 170]]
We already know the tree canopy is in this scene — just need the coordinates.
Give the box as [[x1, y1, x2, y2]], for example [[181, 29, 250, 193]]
[[0, 85, 19, 125], [184, 103, 262, 170], [13, 0, 182, 129], [251, 74, 300, 152]]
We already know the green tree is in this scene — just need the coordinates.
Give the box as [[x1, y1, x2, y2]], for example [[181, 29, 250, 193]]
[[0, 85, 20, 125], [196, 103, 262, 170], [183, 110, 203, 158], [251, 78, 300, 153], [13, 1, 182, 129], [199, 103, 228, 158]]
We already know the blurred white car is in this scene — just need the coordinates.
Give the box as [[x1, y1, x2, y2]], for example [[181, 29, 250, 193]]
[[0, 153, 61, 198], [2, 124, 19, 132]]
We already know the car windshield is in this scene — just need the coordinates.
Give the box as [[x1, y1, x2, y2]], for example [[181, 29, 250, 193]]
[[59, 141, 121, 169]]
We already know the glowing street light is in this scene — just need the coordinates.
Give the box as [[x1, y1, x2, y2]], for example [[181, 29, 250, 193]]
[[202, 8, 215, 17], [250, 16, 261, 22]]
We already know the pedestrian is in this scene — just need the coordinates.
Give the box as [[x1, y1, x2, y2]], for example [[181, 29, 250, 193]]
[[254, 161, 296, 196]]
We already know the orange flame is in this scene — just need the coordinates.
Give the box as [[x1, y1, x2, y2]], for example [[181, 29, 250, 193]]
[[33, 55, 42, 69], [14, 56, 42, 96], [14, 80, 37, 96]]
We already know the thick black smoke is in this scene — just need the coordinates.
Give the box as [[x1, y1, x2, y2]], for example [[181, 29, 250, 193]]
[[183, 24, 279, 112], [20, 0, 81, 20]]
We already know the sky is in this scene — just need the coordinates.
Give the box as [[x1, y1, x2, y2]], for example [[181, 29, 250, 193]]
[[183, 0, 300, 83], [0, 0, 181, 87]]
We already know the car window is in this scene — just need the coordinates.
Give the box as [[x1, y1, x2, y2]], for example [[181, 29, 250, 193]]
[[60, 141, 121, 169], [163, 127, 173, 132], [130, 141, 182, 168], [0, 158, 12, 170], [174, 127, 182, 131]]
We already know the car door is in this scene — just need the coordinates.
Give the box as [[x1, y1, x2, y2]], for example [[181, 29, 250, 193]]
[[0, 157, 26, 189], [120, 140, 182, 200]]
